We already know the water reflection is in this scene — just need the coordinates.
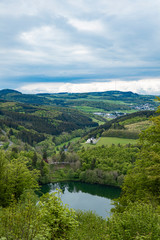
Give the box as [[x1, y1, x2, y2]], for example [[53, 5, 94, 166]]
[[40, 181, 121, 218], [41, 181, 121, 199]]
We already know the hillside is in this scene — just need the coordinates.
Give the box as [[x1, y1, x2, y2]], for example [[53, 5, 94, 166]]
[[84, 110, 156, 141], [0, 89, 158, 111], [0, 89, 158, 154], [0, 89, 158, 128], [0, 99, 97, 154], [37, 90, 157, 111]]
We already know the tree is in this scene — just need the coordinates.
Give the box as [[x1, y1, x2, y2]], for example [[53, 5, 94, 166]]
[[107, 202, 160, 240], [0, 191, 78, 240], [43, 149, 48, 161], [115, 104, 160, 211], [32, 151, 38, 167], [60, 151, 66, 162], [8, 128, 13, 136], [38, 191, 78, 239], [0, 150, 39, 207]]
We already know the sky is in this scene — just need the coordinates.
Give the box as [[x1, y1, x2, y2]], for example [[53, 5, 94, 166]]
[[1, 0, 160, 94]]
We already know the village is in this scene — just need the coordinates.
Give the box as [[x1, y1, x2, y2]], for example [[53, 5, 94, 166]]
[[93, 103, 156, 120], [94, 111, 126, 119]]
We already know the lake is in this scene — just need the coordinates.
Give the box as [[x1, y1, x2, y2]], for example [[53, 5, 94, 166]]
[[41, 181, 121, 218]]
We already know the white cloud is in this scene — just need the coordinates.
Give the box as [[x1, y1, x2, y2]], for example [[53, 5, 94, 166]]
[[1, 0, 160, 84], [18, 25, 98, 66], [20, 25, 66, 46], [18, 78, 160, 95], [68, 18, 104, 33]]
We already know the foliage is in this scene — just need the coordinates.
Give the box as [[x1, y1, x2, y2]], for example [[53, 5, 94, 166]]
[[0, 150, 39, 207], [107, 202, 160, 240], [0, 191, 78, 240], [115, 108, 160, 211], [0, 101, 97, 145], [39, 191, 78, 239], [78, 145, 138, 186], [0, 193, 49, 240], [53, 129, 87, 146], [70, 210, 108, 240], [79, 169, 123, 186]]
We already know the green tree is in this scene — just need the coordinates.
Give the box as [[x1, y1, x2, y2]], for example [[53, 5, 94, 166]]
[[107, 202, 160, 240], [60, 151, 66, 162], [0, 191, 78, 240], [0, 150, 39, 207], [43, 149, 48, 161], [39, 191, 78, 239], [32, 151, 38, 167], [116, 107, 160, 210], [0, 192, 49, 240], [70, 210, 108, 240]]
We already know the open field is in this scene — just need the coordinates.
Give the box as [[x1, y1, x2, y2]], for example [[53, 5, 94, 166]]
[[91, 118, 106, 125], [125, 120, 152, 133], [72, 105, 106, 113], [82, 137, 137, 149]]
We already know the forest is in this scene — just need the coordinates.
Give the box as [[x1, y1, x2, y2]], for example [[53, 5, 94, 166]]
[[0, 90, 160, 239], [0, 89, 157, 113]]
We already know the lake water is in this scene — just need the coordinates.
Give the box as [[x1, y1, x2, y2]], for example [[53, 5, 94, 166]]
[[41, 181, 121, 218]]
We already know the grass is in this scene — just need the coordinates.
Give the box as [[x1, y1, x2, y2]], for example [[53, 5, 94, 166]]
[[97, 137, 137, 146], [125, 120, 152, 133], [72, 105, 106, 113], [91, 117, 106, 125], [82, 137, 137, 149], [73, 105, 136, 114]]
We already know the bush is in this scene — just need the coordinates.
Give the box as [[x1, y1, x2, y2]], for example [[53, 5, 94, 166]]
[[107, 202, 160, 240], [70, 210, 108, 240], [0, 191, 78, 240]]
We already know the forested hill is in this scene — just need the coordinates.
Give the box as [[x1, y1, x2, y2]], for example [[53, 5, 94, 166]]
[[0, 99, 97, 147], [0, 89, 53, 105], [0, 89, 158, 111]]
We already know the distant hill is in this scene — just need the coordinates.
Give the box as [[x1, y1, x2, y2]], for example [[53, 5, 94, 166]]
[[0, 89, 52, 105], [0, 89, 22, 96], [0, 89, 158, 113]]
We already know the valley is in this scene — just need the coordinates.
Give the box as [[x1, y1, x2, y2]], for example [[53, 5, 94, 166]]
[[0, 89, 157, 186], [0, 89, 160, 239]]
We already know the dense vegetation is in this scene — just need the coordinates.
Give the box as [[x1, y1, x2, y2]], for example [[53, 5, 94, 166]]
[[0, 99, 97, 153], [0, 90, 160, 239], [77, 145, 139, 186]]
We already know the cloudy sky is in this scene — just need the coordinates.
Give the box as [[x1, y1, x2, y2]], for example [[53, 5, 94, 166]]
[[1, 0, 160, 94]]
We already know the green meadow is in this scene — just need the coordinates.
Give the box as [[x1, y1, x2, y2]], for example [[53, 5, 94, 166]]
[[83, 137, 137, 149]]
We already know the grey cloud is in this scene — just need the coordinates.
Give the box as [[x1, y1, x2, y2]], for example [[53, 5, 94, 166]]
[[0, 0, 160, 93]]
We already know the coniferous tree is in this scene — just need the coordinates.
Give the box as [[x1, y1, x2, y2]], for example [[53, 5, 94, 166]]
[[32, 151, 38, 167]]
